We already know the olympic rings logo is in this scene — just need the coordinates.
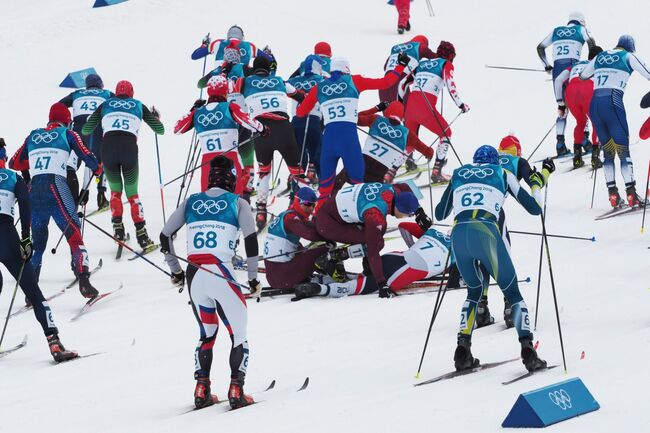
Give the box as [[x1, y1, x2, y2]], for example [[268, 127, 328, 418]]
[[419, 60, 439, 70], [250, 78, 279, 89], [362, 183, 383, 201], [108, 100, 136, 109], [556, 28, 576, 38], [196, 111, 224, 127], [499, 156, 510, 165], [395, 43, 414, 52], [191, 199, 228, 215], [597, 54, 620, 65], [321, 82, 348, 96], [457, 167, 494, 179], [377, 122, 402, 139], [32, 131, 59, 144], [548, 389, 572, 410], [0, 173, 9, 182], [83, 89, 103, 95], [293, 80, 317, 90]]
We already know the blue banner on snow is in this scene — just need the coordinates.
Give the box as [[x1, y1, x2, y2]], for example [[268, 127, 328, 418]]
[[59, 67, 98, 89], [93, 0, 128, 8]]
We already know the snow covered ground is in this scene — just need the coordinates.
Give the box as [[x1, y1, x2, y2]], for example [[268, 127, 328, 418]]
[[1, 1, 649, 432]]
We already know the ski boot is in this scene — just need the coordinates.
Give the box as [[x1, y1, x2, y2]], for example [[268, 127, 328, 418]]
[[404, 155, 418, 172], [135, 222, 157, 252], [397, 26, 405, 35], [430, 158, 449, 184], [405, 20, 411, 31], [556, 135, 570, 157], [626, 185, 647, 208], [47, 334, 78, 363], [24, 295, 32, 308], [306, 163, 319, 185], [454, 335, 479, 371], [112, 217, 126, 242], [582, 131, 593, 154], [475, 297, 495, 328], [78, 274, 98, 299], [293, 282, 322, 301], [520, 336, 547, 372], [503, 300, 514, 328], [255, 203, 267, 232], [194, 378, 219, 409], [446, 264, 461, 289], [228, 380, 254, 410], [572, 145, 584, 169], [591, 147, 603, 169], [314, 254, 344, 282], [97, 191, 109, 211], [383, 167, 397, 184], [608, 186, 625, 209]]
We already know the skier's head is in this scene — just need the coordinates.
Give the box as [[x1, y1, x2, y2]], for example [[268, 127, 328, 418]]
[[85, 73, 104, 89], [383, 101, 404, 123], [48, 102, 72, 127], [292, 187, 318, 217], [498, 135, 521, 157], [473, 145, 499, 165], [568, 11, 586, 26], [411, 34, 429, 48], [223, 40, 242, 64], [115, 80, 134, 98], [436, 41, 456, 62], [207, 155, 237, 192], [227, 25, 244, 41], [303, 55, 324, 77], [588, 45, 603, 60], [253, 53, 273, 74], [393, 191, 419, 218], [0, 138, 6, 167], [314, 41, 332, 58], [207, 74, 229, 101], [616, 35, 636, 53], [330, 57, 351, 75]]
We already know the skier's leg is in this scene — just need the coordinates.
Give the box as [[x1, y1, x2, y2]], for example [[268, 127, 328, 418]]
[[265, 247, 329, 289], [29, 184, 51, 280], [51, 177, 89, 277], [339, 128, 365, 185]]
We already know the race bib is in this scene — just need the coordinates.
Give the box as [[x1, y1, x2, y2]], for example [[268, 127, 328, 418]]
[[363, 137, 407, 168], [28, 146, 69, 177], [197, 129, 239, 154], [102, 112, 142, 135], [72, 96, 104, 116], [245, 91, 287, 117], [320, 98, 358, 125]]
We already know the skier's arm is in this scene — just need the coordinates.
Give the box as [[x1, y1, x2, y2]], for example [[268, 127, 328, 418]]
[[407, 131, 434, 159], [579, 59, 596, 80], [628, 54, 650, 80], [537, 32, 553, 68], [506, 171, 542, 215], [357, 106, 380, 127], [362, 208, 388, 284], [8, 139, 30, 171], [174, 110, 195, 135], [554, 69, 570, 102], [435, 183, 454, 221], [442, 62, 465, 108], [289, 65, 302, 79], [59, 92, 74, 107], [352, 65, 405, 92], [81, 105, 103, 135], [191, 45, 209, 60], [284, 214, 324, 242], [419, 46, 438, 59], [67, 130, 99, 174], [160, 201, 187, 274], [237, 197, 259, 281], [286, 82, 306, 103], [583, 27, 596, 51], [229, 103, 264, 133], [398, 221, 425, 247], [143, 105, 165, 135], [15, 175, 31, 239], [295, 86, 318, 117], [518, 158, 535, 187]]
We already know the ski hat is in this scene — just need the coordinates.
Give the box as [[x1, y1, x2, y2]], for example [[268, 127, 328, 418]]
[[436, 41, 456, 62], [588, 45, 603, 60], [296, 187, 317, 205], [411, 35, 429, 47], [208, 155, 237, 191], [330, 57, 351, 74], [616, 34, 635, 53], [383, 101, 404, 121], [49, 102, 72, 126], [115, 80, 134, 98], [253, 54, 273, 73], [223, 40, 242, 64], [568, 11, 586, 26], [303, 54, 323, 76], [394, 191, 419, 215], [227, 25, 244, 41], [314, 41, 332, 57], [498, 135, 521, 157], [207, 75, 229, 97], [473, 145, 499, 164], [85, 73, 104, 89], [0, 138, 6, 161]]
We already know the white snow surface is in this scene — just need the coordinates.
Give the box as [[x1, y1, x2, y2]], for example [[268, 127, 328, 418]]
[[1, 1, 649, 432]]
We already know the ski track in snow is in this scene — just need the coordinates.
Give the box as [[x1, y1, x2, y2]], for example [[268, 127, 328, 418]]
[[0, 1, 649, 432]]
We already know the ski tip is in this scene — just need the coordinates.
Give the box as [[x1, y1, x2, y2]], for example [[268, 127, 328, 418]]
[[21, 334, 28, 345], [298, 377, 310, 391], [264, 379, 276, 391], [98, 258, 103, 266]]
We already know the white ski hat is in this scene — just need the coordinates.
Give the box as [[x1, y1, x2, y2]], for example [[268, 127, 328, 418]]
[[568, 11, 585, 26], [330, 57, 350, 74]]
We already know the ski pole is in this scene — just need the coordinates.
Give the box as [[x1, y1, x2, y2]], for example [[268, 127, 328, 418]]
[[526, 121, 556, 161], [0, 260, 26, 349], [81, 216, 172, 278], [414, 113, 462, 163], [426, 157, 435, 224], [162, 250, 251, 292], [51, 174, 96, 254], [485, 65, 547, 73], [154, 134, 167, 224], [539, 182, 568, 372], [415, 249, 452, 378], [533, 185, 549, 330], [425, 0, 435, 17], [590, 158, 599, 209], [299, 116, 311, 172], [270, 157, 285, 197], [509, 230, 595, 242], [641, 160, 649, 233], [183, 144, 204, 201], [176, 132, 200, 207]]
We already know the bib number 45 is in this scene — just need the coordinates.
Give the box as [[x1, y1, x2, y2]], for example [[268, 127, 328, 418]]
[[112, 119, 130, 130]]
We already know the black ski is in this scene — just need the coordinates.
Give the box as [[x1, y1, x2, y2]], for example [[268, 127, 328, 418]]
[[181, 379, 277, 414], [70, 283, 124, 321], [502, 365, 559, 385], [595, 203, 648, 220], [54, 352, 105, 365], [127, 243, 159, 261], [116, 233, 131, 260], [0, 334, 28, 359], [414, 358, 519, 386], [65, 259, 104, 289]]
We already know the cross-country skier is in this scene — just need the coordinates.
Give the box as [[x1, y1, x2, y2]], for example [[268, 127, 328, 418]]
[[174, 74, 267, 194], [81, 80, 165, 251], [579, 35, 650, 208], [332, 100, 433, 193], [296, 54, 410, 206], [537, 12, 596, 156], [404, 41, 470, 184], [192, 25, 258, 68], [235, 55, 308, 230], [160, 156, 261, 410], [435, 145, 547, 372], [380, 35, 437, 103], [554, 46, 604, 168], [289, 42, 332, 79], [59, 73, 113, 209], [0, 139, 78, 362], [393, 0, 411, 34], [313, 182, 420, 293], [9, 103, 102, 297]]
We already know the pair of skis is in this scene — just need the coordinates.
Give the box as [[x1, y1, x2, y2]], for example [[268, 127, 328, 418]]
[[595, 202, 648, 220]]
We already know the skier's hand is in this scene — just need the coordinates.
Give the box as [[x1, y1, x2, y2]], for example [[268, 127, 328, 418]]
[[324, 241, 337, 251], [93, 162, 104, 177], [378, 283, 397, 298], [201, 34, 211, 46], [542, 158, 556, 174], [221, 62, 234, 75], [192, 99, 206, 111], [159, 233, 171, 254], [415, 207, 433, 231], [20, 236, 33, 260], [248, 279, 263, 298], [78, 189, 90, 207], [397, 52, 410, 67], [544, 65, 553, 74], [375, 101, 390, 112], [151, 106, 161, 119], [459, 103, 470, 113], [557, 102, 567, 118], [171, 270, 185, 288]]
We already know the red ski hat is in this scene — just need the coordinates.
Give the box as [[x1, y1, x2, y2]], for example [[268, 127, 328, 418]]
[[436, 41, 456, 62], [383, 101, 404, 121], [498, 135, 522, 157], [115, 80, 134, 98], [640, 116, 650, 140], [207, 75, 229, 97], [314, 41, 332, 57], [49, 102, 71, 125], [411, 35, 429, 47]]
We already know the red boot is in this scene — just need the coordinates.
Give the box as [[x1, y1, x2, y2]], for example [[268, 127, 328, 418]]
[[228, 381, 254, 410], [194, 378, 219, 409]]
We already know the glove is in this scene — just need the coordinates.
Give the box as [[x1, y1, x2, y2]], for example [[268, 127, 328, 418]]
[[415, 207, 433, 231], [544, 65, 553, 74], [261, 125, 271, 137], [324, 241, 337, 251], [78, 189, 90, 207], [159, 233, 171, 254], [192, 99, 206, 110], [375, 101, 389, 112], [542, 157, 555, 174], [557, 102, 566, 118], [221, 62, 234, 75], [20, 237, 33, 260], [151, 106, 161, 119], [397, 52, 410, 67], [459, 103, 470, 113], [248, 279, 263, 298], [201, 34, 211, 45], [93, 162, 104, 177], [171, 270, 185, 287], [378, 283, 397, 298]]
